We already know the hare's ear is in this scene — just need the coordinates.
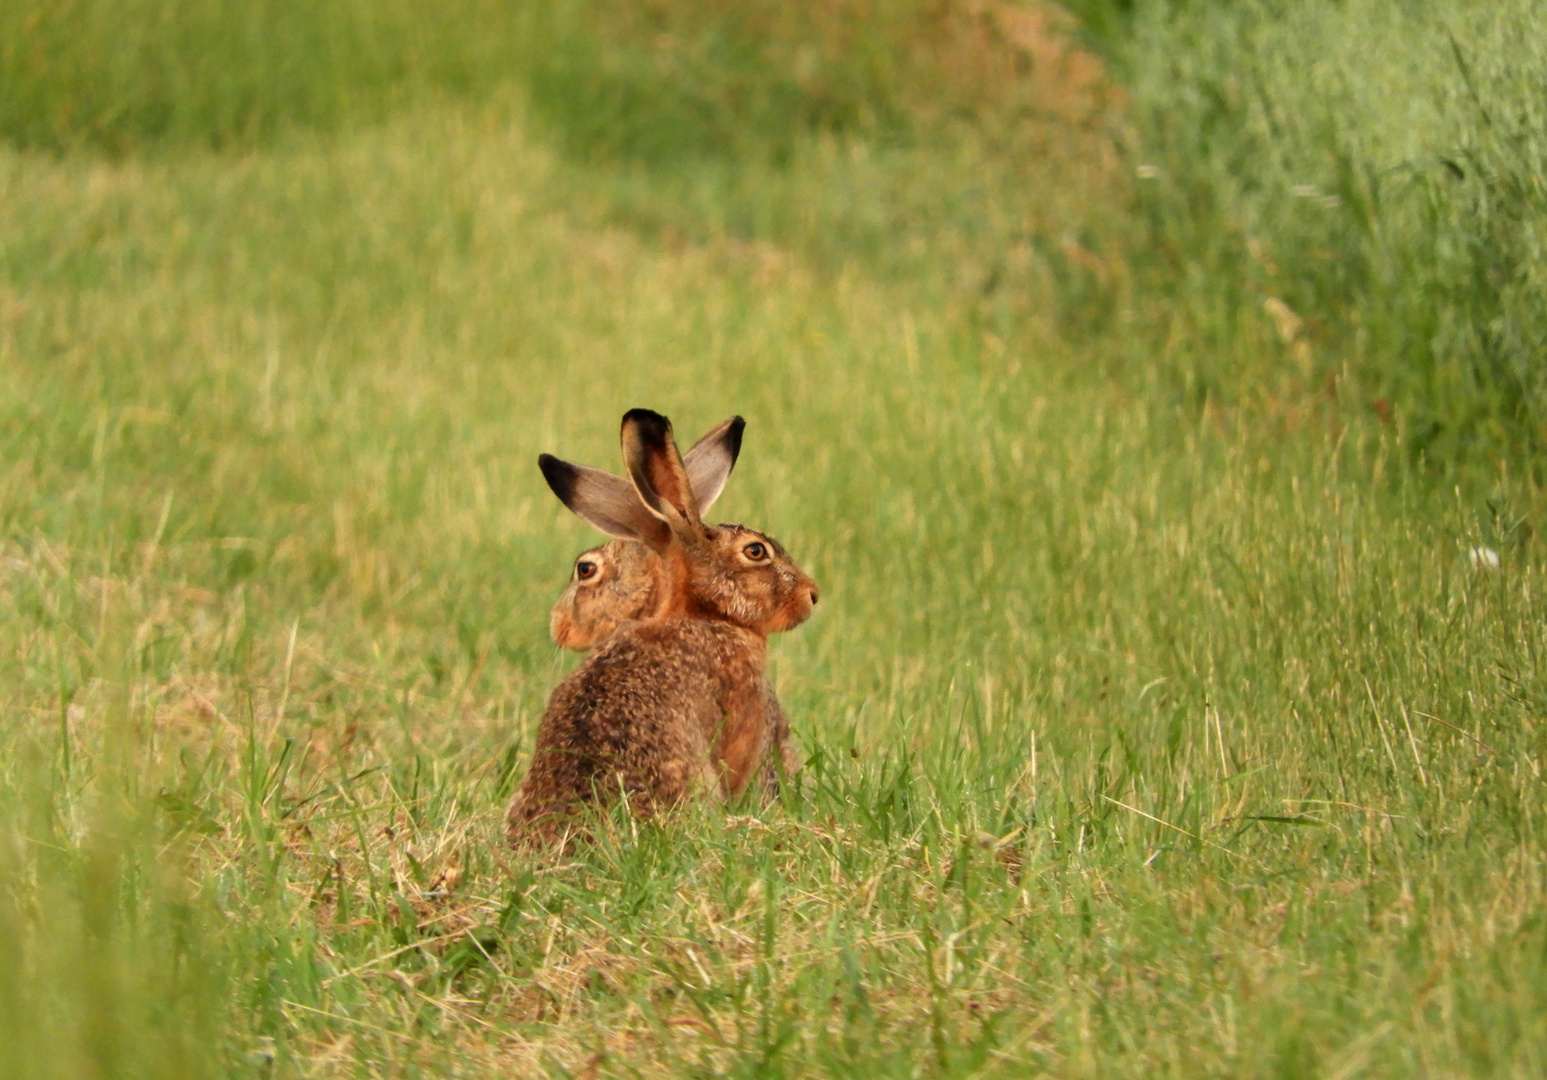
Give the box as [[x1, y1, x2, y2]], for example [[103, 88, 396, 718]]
[[621, 409, 701, 533], [681, 416, 745, 515], [539, 455, 671, 548]]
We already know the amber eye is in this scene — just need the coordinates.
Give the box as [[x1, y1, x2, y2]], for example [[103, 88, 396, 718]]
[[576, 559, 599, 581], [743, 541, 768, 561]]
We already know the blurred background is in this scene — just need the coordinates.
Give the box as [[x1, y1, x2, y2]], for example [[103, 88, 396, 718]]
[[7, 0, 1547, 452]]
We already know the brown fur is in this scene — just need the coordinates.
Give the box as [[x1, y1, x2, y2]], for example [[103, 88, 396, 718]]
[[549, 538, 803, 795], [507, 411, 817, 848], [548, 540, 661, 652]]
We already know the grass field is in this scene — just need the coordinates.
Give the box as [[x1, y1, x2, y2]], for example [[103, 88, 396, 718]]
[[3, 2, 1546, 1077], [1075, 0, 1547, 462]]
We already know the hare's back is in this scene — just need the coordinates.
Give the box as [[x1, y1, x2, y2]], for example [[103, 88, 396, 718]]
[[564, 627, 725, 745]]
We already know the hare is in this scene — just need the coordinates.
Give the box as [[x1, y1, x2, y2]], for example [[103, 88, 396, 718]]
[[547, 418, 803, 797], [546, 416, 743, 652], [507, 410, 818, 847], [551, 539, 803, 799]]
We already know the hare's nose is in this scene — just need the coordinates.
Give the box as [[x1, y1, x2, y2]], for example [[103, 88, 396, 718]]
[[807, 584, 820, 606]]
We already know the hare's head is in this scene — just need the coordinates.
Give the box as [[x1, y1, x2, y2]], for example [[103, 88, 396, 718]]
[[549, 416, 743, 650], [540, 410, 818, 638], [549, 540, 662, 651]]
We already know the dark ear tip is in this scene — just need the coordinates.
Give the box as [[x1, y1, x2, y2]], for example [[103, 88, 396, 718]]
[[538, 453, 578, 501], [725, 416, 746, 461], [621, 408, 672, 447]]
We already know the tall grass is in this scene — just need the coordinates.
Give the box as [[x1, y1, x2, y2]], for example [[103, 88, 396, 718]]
[[521, 0, 1060, 163], [0, 631, 225, 1079], [11, 0, 1547, 463], [0, 0, 527, 151], [1079, 0, 1547, 462], [0, 0, 1041, 160]]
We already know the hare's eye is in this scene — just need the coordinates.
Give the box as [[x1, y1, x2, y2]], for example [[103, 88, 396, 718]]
[[576, 560, 599, 581], [743, 541, 767, 561]]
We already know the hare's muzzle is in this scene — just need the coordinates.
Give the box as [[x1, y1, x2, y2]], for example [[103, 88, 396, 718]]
[[768, 575, 819, 632]]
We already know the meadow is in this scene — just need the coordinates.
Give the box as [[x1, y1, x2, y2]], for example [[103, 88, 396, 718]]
[[1, 1, 1545, 1076]]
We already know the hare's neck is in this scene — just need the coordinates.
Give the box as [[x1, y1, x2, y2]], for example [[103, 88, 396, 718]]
[[654, 547, 697, 620], [655, 548, 759, 632]]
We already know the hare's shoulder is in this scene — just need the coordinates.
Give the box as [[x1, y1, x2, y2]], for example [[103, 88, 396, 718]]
[[625, 617, 761, 653], [567, 618, 741, 689], [576, 618, 763, 695]]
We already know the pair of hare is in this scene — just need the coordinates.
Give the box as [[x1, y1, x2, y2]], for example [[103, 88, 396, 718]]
[[506, 409, 818, 847]]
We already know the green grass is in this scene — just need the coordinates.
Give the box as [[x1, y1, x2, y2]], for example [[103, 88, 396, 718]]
[[1076, 0, 1547, 462], [0, 0, 530, 152], [3, 2, 1547, 1077]]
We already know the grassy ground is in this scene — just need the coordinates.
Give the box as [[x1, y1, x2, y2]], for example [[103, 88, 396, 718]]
[[3, 3, 1547, 1078], [1073, 0, 1547, 461]]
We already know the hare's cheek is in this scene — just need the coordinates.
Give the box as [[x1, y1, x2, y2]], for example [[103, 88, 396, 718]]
[[766, 593, 815, 633], [551, 611, 594, 651]]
